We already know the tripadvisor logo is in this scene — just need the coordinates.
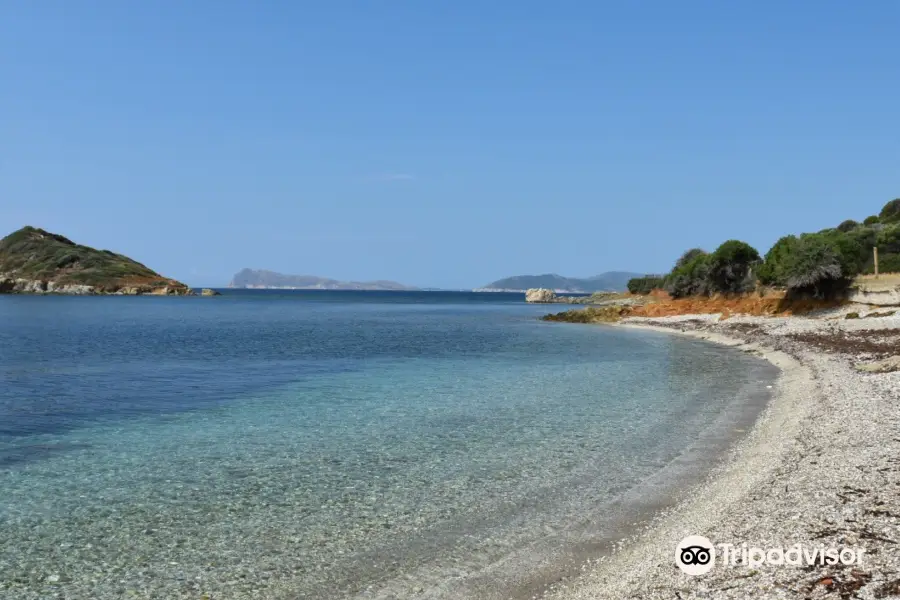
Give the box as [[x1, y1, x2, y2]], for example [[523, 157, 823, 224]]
[[676, 535, 715, 575], [675, 535, 866, 576]]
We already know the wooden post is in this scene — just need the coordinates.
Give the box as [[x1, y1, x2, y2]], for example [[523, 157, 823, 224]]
[[874, 246, 879, 278]]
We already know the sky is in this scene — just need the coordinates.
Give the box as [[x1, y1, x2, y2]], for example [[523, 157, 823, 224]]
[[2, 1, 898, 289]]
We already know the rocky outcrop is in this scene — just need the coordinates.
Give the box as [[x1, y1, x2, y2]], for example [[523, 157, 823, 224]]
[[847, 285, 900, 306], [542, 305, 634, 323], [0, 275, 193, 296], [0, 277, 96, 295], [201, 288, 221, 296], [525, 288, 558, 303]]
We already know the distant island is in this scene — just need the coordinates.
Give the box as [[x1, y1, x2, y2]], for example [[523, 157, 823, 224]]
[[476, 271, 644, 293], [0, 226, 192, 295], [229, 268, 418, 291]]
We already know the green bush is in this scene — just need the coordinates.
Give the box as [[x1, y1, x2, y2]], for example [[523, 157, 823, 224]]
[[757, 235, 799, 286], [707, 240, 760, 294], [665, 252, 713, 298], [782, 235, 845, 297], [876, 223, 900, 254], [863, 215, 880, 225], [819, 230, 866, 278], [848, 226, 877, 252], [880, 199, 900, 223], [837, 219, 860, 232], [673, 248, 707, 270], [627, 276, 665, 295], [864, 252, 900, 274]]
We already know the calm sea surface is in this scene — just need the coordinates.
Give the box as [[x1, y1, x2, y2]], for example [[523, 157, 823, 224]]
[[0, 291, 777, 599]]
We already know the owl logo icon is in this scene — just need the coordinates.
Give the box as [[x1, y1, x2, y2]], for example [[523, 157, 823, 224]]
[[676, 536, 715, 575]]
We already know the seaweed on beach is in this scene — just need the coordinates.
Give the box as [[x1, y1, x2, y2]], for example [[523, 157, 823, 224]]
[[875, 578, 900, 598], [723, 322, 766, 335], [784, 330, 900, 359]]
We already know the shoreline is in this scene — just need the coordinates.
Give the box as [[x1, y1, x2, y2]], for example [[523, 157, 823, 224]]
[[541, 313, 900, 599]]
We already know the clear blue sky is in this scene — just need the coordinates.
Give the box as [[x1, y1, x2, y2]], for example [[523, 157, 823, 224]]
[[2, 1, 898, 288]]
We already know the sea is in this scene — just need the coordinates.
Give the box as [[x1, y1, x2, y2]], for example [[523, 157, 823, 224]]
[[0, 290, 777, 599]]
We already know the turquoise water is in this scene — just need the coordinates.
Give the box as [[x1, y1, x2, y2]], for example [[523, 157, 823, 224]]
[[0, 291, 777, 599]]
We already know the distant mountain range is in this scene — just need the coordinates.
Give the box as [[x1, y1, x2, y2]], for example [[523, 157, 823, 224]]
[[477, 271, 644, 293], [228, 269, 417, 290]]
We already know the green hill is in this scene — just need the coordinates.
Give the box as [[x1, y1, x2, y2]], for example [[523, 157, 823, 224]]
[[0, 226, 191, 295], [480, 271, 643, 292]]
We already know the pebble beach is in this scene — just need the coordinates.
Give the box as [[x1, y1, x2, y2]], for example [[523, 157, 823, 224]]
[[544, 308, 900, 599]]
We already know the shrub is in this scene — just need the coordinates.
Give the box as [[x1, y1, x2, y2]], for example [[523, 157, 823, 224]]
[[880, 199, 900, 223], [707, 240, 760, 294], [819, 230, 866, 278], [848, 226, 877, 252], [863, 215, 880, 225], [627, 276, 665, 295], [665, 253, 712, 298], [757, 235, 799, 286], [782, 235, 845, 297], [673, 248, 707, 270], [876, 223, 900, 254], [864, 252, 900, 274], [837, 219, 860, 232]]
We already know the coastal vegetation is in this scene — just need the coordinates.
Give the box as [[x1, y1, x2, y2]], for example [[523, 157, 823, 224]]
[[624, 198, 900, 301], [551, 198, 900, 324], [626, 276, 665, 295], [0, 226, 191, 294]]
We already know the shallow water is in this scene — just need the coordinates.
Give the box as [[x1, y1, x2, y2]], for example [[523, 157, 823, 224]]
[[0, 291, 777, 599]]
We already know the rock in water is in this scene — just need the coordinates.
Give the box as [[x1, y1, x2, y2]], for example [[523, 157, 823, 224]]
[[525, 288, 558, 303], [201, 288, 221, 296]]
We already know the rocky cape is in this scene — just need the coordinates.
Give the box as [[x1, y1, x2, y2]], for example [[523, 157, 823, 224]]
[[0, 226, 193, 296], [229, 268, 417, 291], [524, 287, 641, 305], [481, 271, 642, 293]]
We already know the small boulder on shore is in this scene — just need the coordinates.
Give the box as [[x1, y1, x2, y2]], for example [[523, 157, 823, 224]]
[[525, 288, 558, 303], [854, 356, 900, 373]]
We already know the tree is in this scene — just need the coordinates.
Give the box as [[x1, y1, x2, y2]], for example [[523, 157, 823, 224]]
[[665, 252, 712, 298], [783, 235, 843, 297], [673, 248, 707, 270], [837, 219, 860, 233], [707, 240, 760, 294], [863, 215, 880, 226], [627, 276, 665, 295], [876, 223, 900, 254], [757, 235, 799, 286], [879, 198, 900, 223], [818, 230, 866, 278]]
